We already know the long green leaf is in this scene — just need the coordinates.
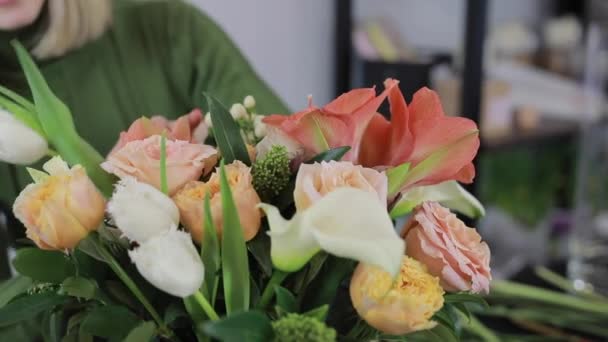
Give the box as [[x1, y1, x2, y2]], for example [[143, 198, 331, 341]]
[[0, 84, 35, 112], [306, 146, 351, 163], [12, 248, 75, 283], [0, 95, 45, 137], [206, 93, 251, 165], [11, 41, 114, 196], [201, 311, 273, 342], [219, 161, 250, 314], [0, 276, 32, 308], [202, 193, 220, 303], [0, 293, 69, 327]]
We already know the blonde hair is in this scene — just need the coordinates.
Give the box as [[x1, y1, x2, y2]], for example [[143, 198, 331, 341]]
[[32, 0, 113, 59]]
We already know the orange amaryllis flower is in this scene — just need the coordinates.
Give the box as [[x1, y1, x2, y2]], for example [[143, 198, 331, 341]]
[[360, 79, 479, 190], [263, 82, 397, 162]]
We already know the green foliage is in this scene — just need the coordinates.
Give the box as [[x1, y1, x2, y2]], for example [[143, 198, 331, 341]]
[[0, 276, 32, 308], [12, 248, 75, 283], [252, 145, 291, 199], [386, 162, 411, 196], [202, 310, 274, 342], [206, 93, 251, 165], [0, 292, 68, 327], [272, 313, 337, 342], [124, 321, 157, 342], [307, 146, 351, 163], [219, 161, 251, 314], [61, 277, 97, 300], [202, 193, 221, 302], [274, 286, 297, 315], [80, 305, 140, 341]]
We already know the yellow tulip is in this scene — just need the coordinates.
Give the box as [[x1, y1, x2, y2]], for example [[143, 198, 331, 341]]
[[350, 256, 444, 335], [12, 157, 106, 251]]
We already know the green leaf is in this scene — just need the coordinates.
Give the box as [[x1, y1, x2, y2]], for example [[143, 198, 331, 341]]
[[300, 256, 356, 311], [206, 93, 251, 165], [80, 305, 140, 341], [247, 230, 272, 277], [219, 161, 250, 314], [444, 293, 489, 308], [0, 94, 44, 137], [202, 193, 220, 303], [301, 305, 329, 321], [124, 321, 156, 342], [386, 162, 410, 196], [306, 146, 351, 163], [274, 286, 297, 313], [61, 277, 96, 300], [11, 41, 114, 196], [160, 134, 168, 195], [0, 276, 32, 308], [12, 248, 75, 283], [0, 293, 69, 327], [201, 311, 274, 342]]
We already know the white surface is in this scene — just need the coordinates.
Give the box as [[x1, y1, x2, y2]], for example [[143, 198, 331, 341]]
[[190, 0, 335, 111]]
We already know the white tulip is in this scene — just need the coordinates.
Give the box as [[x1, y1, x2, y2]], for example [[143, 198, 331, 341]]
[[229, 103, 248, 120], [243, 95, 256, 110], [0, 109, 48, 165], [259, 188, 405, 277], [392, 180, 485, 219], [129, 227, 204, 298], [107, 177, 179, 243]]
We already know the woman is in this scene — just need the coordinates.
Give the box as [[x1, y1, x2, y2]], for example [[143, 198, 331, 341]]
[[0, 0, 288, 205]]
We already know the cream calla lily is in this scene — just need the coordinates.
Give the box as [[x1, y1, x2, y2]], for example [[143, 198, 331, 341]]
[[258, 187, 405, 276], [107, 177, 179, 243], [391, 180, 485, 219], [0, 109, 48, 165]]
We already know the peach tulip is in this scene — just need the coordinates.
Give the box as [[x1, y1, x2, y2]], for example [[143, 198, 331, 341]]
[[101, 135, 217, 195], [263, 82, 397, 162], [172, 161, 261, 243], [294, 161, 387, 211], [360, 79, 479, 190], [109, 109, 207, 155], [12, 157, 106, 250], [402, 202, 492, 294], [350, 256, 444, 335]]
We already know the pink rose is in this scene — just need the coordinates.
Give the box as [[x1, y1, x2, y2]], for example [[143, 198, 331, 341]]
[[401, 202, 491, 294], [102, 135, 218, 195], [110, 109, 208, 155], [294, 161, 387, 211]]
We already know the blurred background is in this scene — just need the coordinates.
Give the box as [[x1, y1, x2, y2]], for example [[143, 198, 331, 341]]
[[196, 0, 608, 293]]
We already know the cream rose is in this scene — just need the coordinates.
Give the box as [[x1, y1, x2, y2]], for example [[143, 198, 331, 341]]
[[294, 161, 387, 210]]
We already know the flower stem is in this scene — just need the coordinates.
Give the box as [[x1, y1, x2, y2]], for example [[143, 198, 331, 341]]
[[491, 280, 608, 316], [97, 243, 172, 336], [257, 270, 288, 309], [194, 290, 220, 321]]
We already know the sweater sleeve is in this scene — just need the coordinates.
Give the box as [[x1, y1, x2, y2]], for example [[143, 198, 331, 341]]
[[166, 1, 290, 115]]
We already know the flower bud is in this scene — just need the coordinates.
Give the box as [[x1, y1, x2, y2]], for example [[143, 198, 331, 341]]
[[253, 115, 267, 138], [350, 256, 444, 335], [107, 177, 179, 243], [229, 103, 248, 120], [204, 112, 213, 127], [0, 109, 48, 165], [129, 228, 204, 298], [13, 157, 106, 250], [243, 95, 256, 110]]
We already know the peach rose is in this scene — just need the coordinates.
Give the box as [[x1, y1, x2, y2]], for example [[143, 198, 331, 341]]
[[13, 157, 106, 250], [102, 135, 217, 195], [294, 161, 387, 211], [401, 201, 491, 294], [173, 161, 261, 243], [110, 109, 208, 155]]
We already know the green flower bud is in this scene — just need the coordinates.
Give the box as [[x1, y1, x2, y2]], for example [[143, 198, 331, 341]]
[[252, 145, 291, 200], [272, 313, 337, 342]]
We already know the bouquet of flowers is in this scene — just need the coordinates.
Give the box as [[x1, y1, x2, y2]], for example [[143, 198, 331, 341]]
[[0, 41, 492, 341]]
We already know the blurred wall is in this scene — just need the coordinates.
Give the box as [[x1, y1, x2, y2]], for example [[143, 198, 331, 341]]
[[191, 0, 335, 111]]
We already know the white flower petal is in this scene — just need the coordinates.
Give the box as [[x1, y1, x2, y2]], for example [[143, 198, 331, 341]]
[[394, 181, 485, 218], [259, 188, 405, 276], [129, 228, 204, 298], [0, 110, 47, 165], [107, 177, 179, 242]]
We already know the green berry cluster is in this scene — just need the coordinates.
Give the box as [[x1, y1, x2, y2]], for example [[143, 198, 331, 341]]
[[252, 145, 291, 200], [272, 314, 337, 342]]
